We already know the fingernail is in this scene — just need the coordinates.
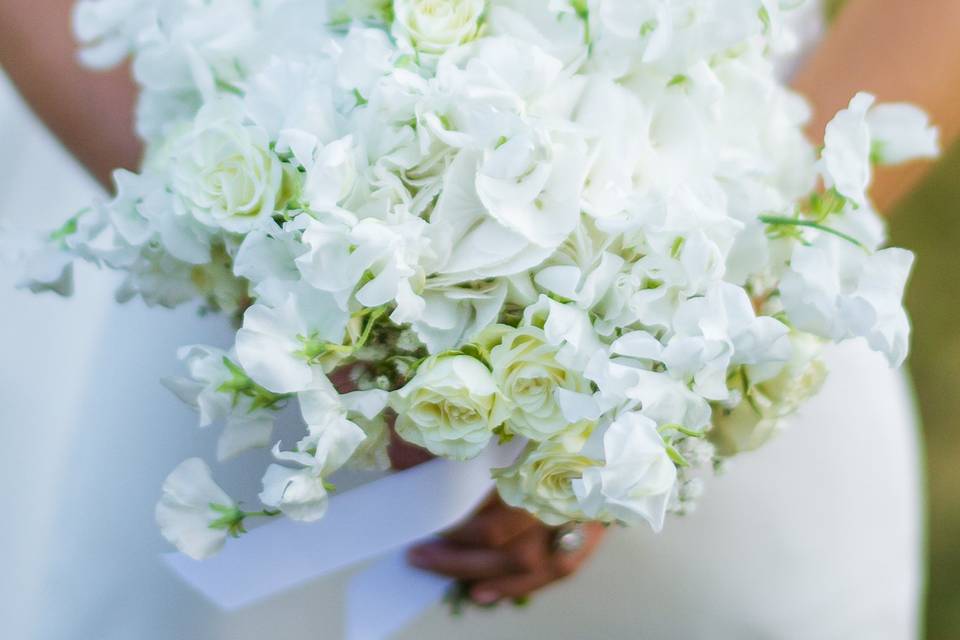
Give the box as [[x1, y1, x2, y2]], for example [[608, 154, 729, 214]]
[[471, 588, 499, 605]]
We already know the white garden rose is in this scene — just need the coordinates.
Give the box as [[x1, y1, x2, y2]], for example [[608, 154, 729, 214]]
[[494, 442, 596, 526], [393, 0, 486, 55], [172, 100, 296, 234], [488, 325, 594, 447], [155, 458, 236, 560], [391, 354, 508, 460]]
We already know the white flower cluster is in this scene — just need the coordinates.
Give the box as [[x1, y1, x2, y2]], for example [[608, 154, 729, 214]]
[[29, 0, 938, 558]]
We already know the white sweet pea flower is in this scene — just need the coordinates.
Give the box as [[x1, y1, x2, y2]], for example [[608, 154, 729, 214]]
[[14, 206, 107, 297], [866, 103, 940, 165], [259, 370, 380, 521], [533, 221, 625, 312], [296, 214, 430, 323], [131, 0, 263, 96], [243, 57, 340, 145], [598, 230, 727, 332], [487, 324, 594, 447], [393, 0, 486, 55], [259, 417, 367, 522], [494, 442, 595, 526], [521, 295, 604, 371], [155, 458, 235, 560], [586, 351, 712, 431], [108, 169, 212, 265], [574, 412, 677, 531], [236, 287, 350, 394], [293, 135, 359, 215], [163, 345, 287, 461], [821, 92, 874, 206], [485, 0, 586, 67], [390, 354, 508, 460], [614, 283, 790, 400], [780, 236, 914, 367], [412, 279, 508, 353], [73, 0, 154, 69], [233, 219, 306, 289], [334, 27, 395, 97], [172, 99, 297, 234]]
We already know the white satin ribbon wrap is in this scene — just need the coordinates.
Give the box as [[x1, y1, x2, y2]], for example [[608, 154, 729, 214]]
[[163, 441, 522, 635]]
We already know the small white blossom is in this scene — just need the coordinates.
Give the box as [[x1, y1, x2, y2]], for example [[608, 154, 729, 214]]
[[780, 237, 914, 366], [574, 413, 677, 531], [867, 103, 940, 165], [155, 459, 235, 560]]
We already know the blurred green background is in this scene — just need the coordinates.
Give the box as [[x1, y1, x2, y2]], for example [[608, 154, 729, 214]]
[[820, 2, 960, 637], [821, 2, 960, 634], [890, 146, 960, 639]]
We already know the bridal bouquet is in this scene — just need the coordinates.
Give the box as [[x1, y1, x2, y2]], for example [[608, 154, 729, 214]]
[[22, 0, 938, 561]]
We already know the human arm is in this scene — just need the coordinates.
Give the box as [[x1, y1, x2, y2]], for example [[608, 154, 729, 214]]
[[0, 0, 141, 190], [792, 0, 960, 211]]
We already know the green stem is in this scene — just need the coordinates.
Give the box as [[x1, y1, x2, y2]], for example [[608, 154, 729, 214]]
[[759, 215, 869, 252], [244, 509, 281, 519]]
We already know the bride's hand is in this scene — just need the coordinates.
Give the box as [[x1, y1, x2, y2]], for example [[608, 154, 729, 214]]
[[407, 492, 606, 606]]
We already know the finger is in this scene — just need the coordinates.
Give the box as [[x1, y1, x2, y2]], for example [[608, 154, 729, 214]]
[[443, 503, 538, 547], [469, 570, 556, 605], [407, 540, 519, 580], [470, 523, 609, 604], [551, 522, 607, 579]]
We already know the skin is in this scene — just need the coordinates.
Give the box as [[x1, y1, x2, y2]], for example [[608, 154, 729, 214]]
[[2, 0, 958, 606]]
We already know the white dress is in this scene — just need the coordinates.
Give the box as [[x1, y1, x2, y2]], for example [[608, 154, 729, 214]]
[[0, 5, 924, 638]]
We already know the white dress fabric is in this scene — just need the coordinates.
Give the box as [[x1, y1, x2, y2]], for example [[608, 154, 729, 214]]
[[0, 3, 924, 638]]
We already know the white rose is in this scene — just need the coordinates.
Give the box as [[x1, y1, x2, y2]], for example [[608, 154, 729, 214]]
[[494, 442, 595, 526], [573, 413, 677, 531], [173, 100, 296, 234], [390, 354, 508, 460], [393, 0, 485, 55], [489, 325, 594, 446], [155, 458, 236, 560]]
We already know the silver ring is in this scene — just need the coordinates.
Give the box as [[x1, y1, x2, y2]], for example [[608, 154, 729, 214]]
[[552, 524, 586, 554]]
